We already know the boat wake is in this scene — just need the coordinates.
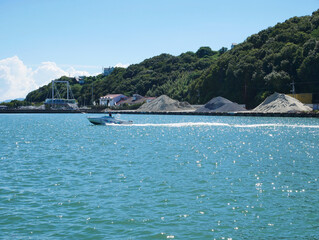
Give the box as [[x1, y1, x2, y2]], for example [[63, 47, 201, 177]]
[[112, 122, 319, 128]]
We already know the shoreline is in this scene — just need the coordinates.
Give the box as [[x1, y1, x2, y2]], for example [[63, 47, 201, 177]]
[[0, 109, 318, 118]]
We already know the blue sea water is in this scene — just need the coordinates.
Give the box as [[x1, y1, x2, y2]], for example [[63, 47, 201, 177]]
[[0, 113, 318, 239]]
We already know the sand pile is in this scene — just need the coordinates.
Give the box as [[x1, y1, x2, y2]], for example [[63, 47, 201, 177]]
[[137, 95, 195, 112], [253, 92, 312, 113], [18, 105, 45, 110], [195, 96, 246, 112]]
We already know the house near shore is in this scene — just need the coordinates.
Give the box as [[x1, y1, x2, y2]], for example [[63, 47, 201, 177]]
[[117, 94, 156, 106], [99, 94, 128, 106], [0, 105, 8, 110]]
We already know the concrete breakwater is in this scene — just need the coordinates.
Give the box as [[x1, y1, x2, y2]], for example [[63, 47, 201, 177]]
[[0, 109, 318, 118]]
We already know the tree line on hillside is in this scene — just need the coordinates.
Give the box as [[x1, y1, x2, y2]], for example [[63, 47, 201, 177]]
[[25, 47, 223, 105], [190, 9, 319, 108], [24, 9, 319, 108]]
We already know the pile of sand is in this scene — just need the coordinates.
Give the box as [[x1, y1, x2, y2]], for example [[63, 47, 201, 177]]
[[18, 105, 45, 110], [253, 92, 312, 113], [137, 95, 195, 112], [195, 96, 246, 112]]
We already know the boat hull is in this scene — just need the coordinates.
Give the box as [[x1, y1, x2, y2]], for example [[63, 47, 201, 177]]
[[87, 116, 133, 125]]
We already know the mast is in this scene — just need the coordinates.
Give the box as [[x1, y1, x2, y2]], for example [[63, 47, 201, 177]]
[[52, 80, 55, 102], [67, 81, 69, 100]]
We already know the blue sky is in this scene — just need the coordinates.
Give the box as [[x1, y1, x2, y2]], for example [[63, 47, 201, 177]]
[[0, 0, 318, 101]]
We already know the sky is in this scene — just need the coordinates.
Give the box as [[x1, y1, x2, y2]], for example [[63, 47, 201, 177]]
[[0, 0, 318, 101]]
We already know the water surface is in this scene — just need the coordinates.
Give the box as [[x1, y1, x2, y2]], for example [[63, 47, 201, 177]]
[[0, 114, 318, 239]]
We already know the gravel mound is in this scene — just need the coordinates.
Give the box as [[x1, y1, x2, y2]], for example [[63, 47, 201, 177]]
[[253, 92, 312, 113], [137, 95, 195, 112], [18, 105, 45, 110], [195, 96, 246, 112]]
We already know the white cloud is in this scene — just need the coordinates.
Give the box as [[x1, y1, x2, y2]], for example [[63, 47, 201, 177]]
[[65, 66, 91, 77], [114, 62, 130, 68], [0, 56, 91, 102], [0, 56, 35, 102], [31, 61, 68, 87]]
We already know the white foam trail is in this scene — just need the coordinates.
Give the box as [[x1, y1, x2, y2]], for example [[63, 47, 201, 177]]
[[132, 122, 228, 127], [115, 122, 319, 128], [232, 123, 319, 128]]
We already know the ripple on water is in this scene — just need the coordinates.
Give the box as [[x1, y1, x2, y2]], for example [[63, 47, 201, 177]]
[[0, 114, 318, 239]]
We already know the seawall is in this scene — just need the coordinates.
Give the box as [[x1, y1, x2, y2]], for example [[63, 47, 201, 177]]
[[0, 109, 318, 118]]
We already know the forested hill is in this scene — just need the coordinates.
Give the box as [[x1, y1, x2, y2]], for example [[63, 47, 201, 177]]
[[26, 9, 319, 107], [25, 47, 222, 106], [191, 9, 319, 108]]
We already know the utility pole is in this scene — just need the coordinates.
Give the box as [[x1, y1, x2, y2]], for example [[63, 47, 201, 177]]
[[91, 83, 94, 105], [290, 80, 296, 97], [244, 81, 247, 105]]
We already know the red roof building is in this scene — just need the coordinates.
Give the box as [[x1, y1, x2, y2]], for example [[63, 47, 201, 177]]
[[99, 94, 128, 106]]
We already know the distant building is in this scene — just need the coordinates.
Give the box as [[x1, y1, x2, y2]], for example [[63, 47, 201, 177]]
[[99, 94, 127, 106], [0, 105, 8, 110], [287, 93, 312, 104], [288, 93, 319, 110], [117, 94, 156, 106], [231, 43, 237, 49], [76, 76, 86, 85], [103, 67, 114, 76]]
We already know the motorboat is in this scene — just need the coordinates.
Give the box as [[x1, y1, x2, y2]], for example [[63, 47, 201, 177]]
[[87, 115, 133, 125]]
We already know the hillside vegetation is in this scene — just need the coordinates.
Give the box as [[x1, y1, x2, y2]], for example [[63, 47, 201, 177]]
[[192, 9, 319, 108], [25, 10, 319, 108], [26, 47, 222, 106]]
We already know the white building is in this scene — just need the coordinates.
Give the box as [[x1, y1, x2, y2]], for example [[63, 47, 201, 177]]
[[99, 94, 127, 106], [0, 105, 8, 110], [231, 43, 237, 49]]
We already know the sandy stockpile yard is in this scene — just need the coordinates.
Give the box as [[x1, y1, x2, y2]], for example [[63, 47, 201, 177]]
[[253, 92, 312, 113], [137, 95, 195, 112], [195, 96, 246, 112]]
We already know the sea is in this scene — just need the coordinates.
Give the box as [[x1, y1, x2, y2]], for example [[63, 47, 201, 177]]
[[0, 113, 318, 239]]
